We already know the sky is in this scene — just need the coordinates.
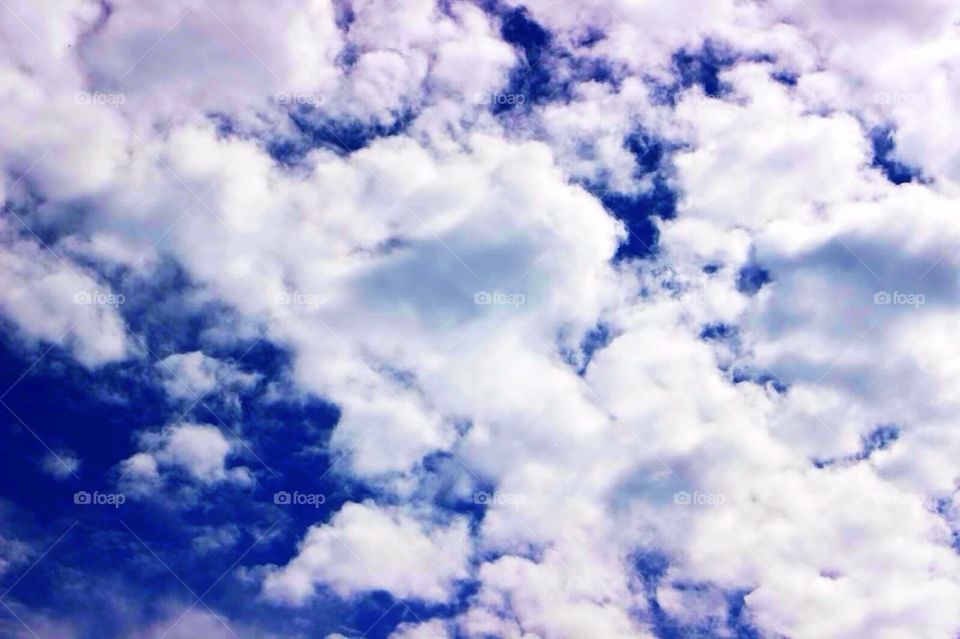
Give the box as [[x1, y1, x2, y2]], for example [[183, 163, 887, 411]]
[[1, 0, 960, 637]]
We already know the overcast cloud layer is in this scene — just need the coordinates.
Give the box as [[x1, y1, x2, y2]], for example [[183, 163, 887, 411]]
[[1, 1, 960, 638]]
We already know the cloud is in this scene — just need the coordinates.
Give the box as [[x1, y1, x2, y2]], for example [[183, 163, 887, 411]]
[[262, 501, 471, 605], [389, 618, 451, 639], [0, 221, 134, 368], [4, 0, 960, 637], [121, 422, 252, 490], [156, 351, 261, 403], [191, 524, 242, 555], [0, 533, 31, 579], [130, 607, 281, 639], [40, 450, 80, 480]]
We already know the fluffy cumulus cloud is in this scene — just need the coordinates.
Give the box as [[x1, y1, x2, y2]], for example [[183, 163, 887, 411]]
[[121, 422, 253, 490], [2, 0, 960, 638], [156, 350, 261, 403], [263, 501, 471, 604], [0, 219, 134, 368]]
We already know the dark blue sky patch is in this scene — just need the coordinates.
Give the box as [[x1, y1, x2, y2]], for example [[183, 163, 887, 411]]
[[482, 2, 621, 113], [578, 323, 612, 374], [578, 26, 606, 48], [558, 323, 614, 375], [643, 582, 765, 639], [736, 264, 771, 295], [861, 424, 898, 456], [0, 520, 196, 638], [569, 55, 619, 87], [813, 424, 900, 469], [208, 111, 237, 138], [493, 50, 557, 111], [700, 323, 738, 341], [0, 339, 167, 511], [869, 126, 925, 185], [2, 191, 79, 253], [499, 6, 551, 62], [724, 589, 764, 639], [115, 260, 215, 354], [332, 0, 356, 31], [268, 111, 415, 166], [673, 41, 738, 98], [771, 70, 799, 87], [582, 130, 679, 261], [626, 131, 667, 175], [336, 42, 361, 69], [633, 550, 670, 594], [602, 178, 677, 261], [493, 47, 620, 113], [0, 317, 375, 637], [489, 2, 555, 111], [650, 40, 740, 106], [731, 368, 788, 394], [0, 511, 357, 638], [601, 192, 661, 259], [334, 583, 478, 639]]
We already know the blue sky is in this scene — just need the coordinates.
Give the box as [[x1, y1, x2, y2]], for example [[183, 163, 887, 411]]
[[2, 1, 960, 638]]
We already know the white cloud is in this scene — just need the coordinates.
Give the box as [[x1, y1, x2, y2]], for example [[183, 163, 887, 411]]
[[263, 501, 471, 605], [156, 351, 261, 403], [191, 524, 242, 555], [130, 607, 281, 639], [0, 533, 31, 579], [121, 422, 252, 490], [40, 450, 80, 480], [390, 618, 450, 639], [0, 221, 134, 368], [6, 1, 960, 637]]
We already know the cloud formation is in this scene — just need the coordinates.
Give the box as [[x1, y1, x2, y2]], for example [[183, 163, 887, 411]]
[[1, 0, 960, 638]]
